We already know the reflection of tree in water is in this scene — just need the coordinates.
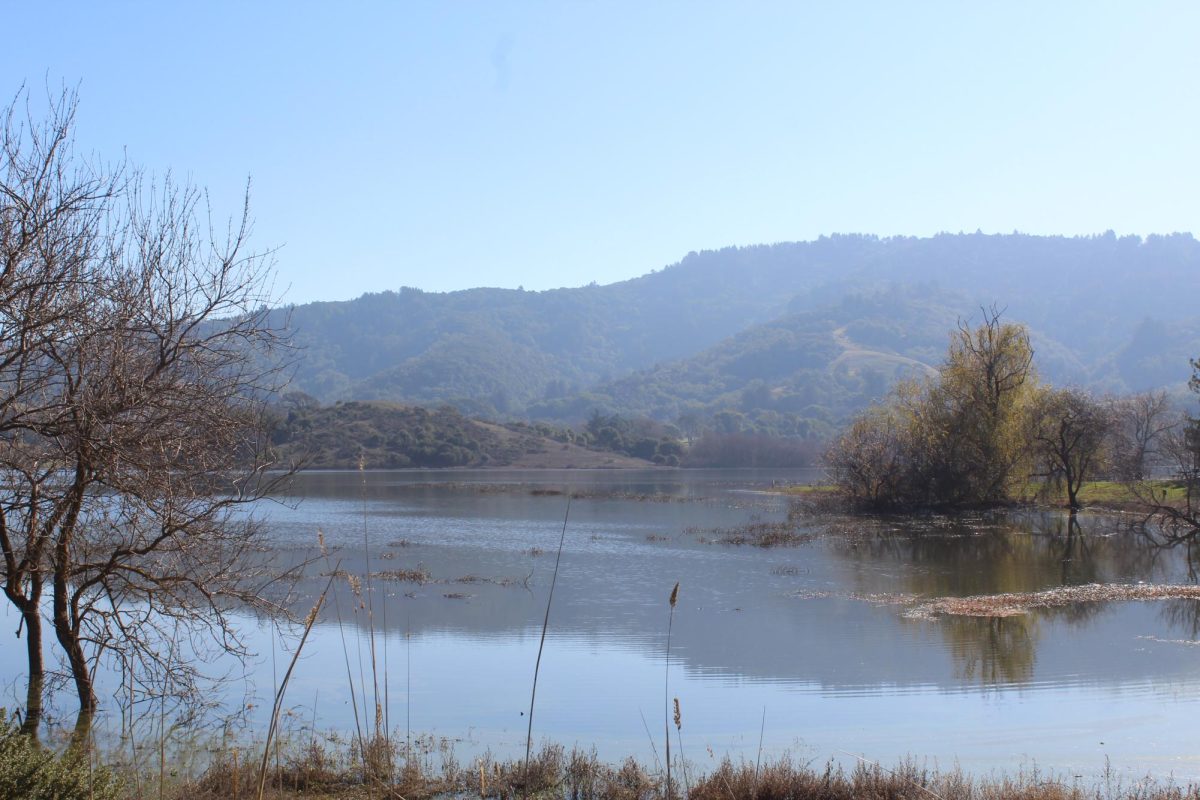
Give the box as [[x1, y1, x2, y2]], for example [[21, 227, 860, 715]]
[[827, 512, 1170, 686], [1158, 599, 1200, 640], [831, 512, 1165, 597], [942, 615, 1038, 685]]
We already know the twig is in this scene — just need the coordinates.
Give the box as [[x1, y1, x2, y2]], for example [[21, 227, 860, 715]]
[[835, 750, 947, 800], [523, 497, 571, 798], [754, 706, 765, 799], [639, 707, 663, 774], [256, 569, 337, 800]]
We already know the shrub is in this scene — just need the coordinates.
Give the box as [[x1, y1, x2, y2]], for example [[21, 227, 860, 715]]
[[0, 710, 122, 800]]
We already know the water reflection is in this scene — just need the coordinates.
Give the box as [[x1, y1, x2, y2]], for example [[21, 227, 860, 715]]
[[943, 615, 1037, 684], [7, 470, 1200, 776], [823, 510, 1197, 687], [1158, 599, 1200, 640], [259, 473, 1200, 697]]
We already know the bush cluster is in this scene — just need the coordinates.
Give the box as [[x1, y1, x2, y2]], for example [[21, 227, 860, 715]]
[[0, 711, 122, 800]]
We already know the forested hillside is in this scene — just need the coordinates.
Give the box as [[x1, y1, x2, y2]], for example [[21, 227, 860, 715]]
[[268, 401, 655, 469], [274, 233, 1200, 431]]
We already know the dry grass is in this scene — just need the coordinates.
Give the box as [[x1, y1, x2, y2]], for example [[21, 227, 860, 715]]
[[689, 756, 1200, 800], [180, 744, 1200, 800], [372, 567, 432, 584]]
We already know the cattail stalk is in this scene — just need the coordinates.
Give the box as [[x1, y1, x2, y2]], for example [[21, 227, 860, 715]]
[[665, 581, 679, 800]]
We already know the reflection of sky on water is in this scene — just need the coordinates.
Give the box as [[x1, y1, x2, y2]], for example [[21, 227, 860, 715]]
[[4, 469, 1200, 779]]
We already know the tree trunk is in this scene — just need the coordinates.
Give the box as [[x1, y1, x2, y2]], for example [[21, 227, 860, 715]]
[[54, 613, 97, 746], [19, 600, 44, 739]]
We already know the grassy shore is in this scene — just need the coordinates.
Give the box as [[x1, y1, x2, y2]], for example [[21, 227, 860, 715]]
[[775, 478, 1187, 513], [146, 737, 1200, 800]]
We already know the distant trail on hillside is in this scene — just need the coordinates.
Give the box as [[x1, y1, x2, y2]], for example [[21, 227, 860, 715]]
[[829, 326, 939, 378]]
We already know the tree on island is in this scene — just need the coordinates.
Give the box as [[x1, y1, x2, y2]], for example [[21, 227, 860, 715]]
[[827, 309, 1038, 508], [0, 86, 294, 743], [1030, 388, 1112, 511]]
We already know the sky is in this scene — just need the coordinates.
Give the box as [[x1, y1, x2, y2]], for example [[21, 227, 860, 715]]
[[4, 2, 1198, 304]]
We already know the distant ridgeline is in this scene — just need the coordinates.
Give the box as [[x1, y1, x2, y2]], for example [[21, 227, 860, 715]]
[[269, 233, 1200, 445]]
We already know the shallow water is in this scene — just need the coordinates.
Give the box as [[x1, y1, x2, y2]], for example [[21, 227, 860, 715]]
[[4, 468, 1200, 780]]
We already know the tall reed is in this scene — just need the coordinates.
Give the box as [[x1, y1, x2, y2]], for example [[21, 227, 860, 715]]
[[523, 497, 571, 798], [256, 570, 336, 800], [674, 697, 689, 797], [665, 581, 679, 800]]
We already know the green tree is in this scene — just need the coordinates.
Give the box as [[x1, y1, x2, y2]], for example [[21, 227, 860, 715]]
[[931, 309, 1037, 502], [827, 310, 1038, 508], [1030, 388, 1112, 510]]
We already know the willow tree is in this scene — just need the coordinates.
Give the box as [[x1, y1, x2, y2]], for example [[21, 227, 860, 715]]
[[828, 309, 1038, 508], [0, 86, 294, 743], [931, 309, 1037, 502]]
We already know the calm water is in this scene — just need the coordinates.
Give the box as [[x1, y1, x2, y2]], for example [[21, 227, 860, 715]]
[[4, 468, 1200, 779]]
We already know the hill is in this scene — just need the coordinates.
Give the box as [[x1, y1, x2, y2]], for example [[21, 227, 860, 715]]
[[271, 233, 1200, 430], [269, 401, 653, 470]]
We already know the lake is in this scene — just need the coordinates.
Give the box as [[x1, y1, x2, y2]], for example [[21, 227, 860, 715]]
[[4, 468, 1200, 781]]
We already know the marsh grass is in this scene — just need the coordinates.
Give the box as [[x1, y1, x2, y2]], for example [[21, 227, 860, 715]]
[[180, 739, 1200, 800], [689, 504, 814, 547], [373, 567, 432, 584]]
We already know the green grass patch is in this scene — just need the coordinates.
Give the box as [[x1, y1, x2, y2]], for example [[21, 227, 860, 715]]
[[775, 483, 839, 496], [1008, 479, 1186, 507]]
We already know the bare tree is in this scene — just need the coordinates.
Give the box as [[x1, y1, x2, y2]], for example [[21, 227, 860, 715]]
[[0, 85, 121, 737], [1031, 388, 1112, 511], [0, 86, 296, 743], [1109, 390, 1177, 481], [1127, 361, 1200, 547]]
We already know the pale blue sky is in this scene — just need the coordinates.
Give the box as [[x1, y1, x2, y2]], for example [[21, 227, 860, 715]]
[[5, 2, 1198, 303]]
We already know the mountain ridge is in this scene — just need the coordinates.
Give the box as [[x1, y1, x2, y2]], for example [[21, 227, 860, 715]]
[[271, 232, 1200, 430]]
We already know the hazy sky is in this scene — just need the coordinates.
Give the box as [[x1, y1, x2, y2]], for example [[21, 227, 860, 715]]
[[5, 2, 1197, 304]]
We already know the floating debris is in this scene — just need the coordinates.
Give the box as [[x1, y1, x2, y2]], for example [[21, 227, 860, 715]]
[[1137, 635, 1200, 647], [791, 589, 918, 606], [906, 583, 1200, 620], [373, 567, 431, 584], [790, 583, 1200, 620]]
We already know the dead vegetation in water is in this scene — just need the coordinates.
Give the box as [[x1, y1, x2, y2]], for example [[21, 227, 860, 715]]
[[688, 504, 815, 547], [906, 583, 1200, 620], [370, 568, 530, 590], [793, 583, 1200, 621], [372, 566, 432, 584], [792, 589, 920, 607]]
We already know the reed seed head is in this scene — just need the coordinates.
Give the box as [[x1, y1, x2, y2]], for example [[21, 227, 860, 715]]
[[669, 582, 679, 608], [673, 697, 682, 730]]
